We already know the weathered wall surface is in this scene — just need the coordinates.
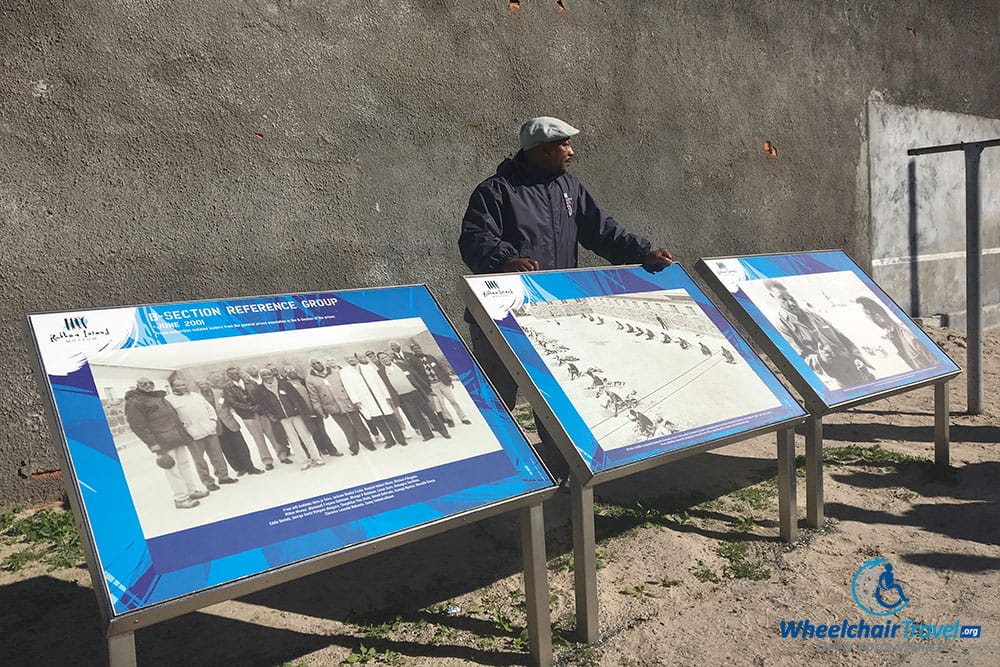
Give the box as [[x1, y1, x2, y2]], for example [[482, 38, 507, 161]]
[[2, 1, 998, 506], [869, 102, 1000, 327]]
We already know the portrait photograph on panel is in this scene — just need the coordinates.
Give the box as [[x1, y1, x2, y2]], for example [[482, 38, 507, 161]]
[[697, 251, 960, 409], [463, 265, 806, 477]]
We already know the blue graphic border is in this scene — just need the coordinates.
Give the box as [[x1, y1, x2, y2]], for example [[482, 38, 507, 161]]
[[37, 286, 552, 617], [710, 251, 960, 408], [490, 265, 806, 474]]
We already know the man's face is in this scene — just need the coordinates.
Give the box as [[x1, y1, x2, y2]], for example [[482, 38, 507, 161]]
[[538, 138, 574, 173], [345, 355, 358, 366], [137, 377, 155, 392], [771, 287, 801, 315], [170, 378, 187, 395], [196, 378, 212, 392], [377, 353, 391, 367], [284, 366, 299, 379], [311, 360, 325, 372], [324, 357, 339, 370], [246, 366, 259, 377], [226, 368, 241, 381], [389, 342, 401, 353], [410, 344, 422, 355], [868, 308, 889, 328]]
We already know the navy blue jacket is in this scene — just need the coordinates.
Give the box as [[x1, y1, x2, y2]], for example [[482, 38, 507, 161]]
[[459, 152, 652, 274]]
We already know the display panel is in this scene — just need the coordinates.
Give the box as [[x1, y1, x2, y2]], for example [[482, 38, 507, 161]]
[[696, 251, 960, 410], [462, 265, 806, 477], [28, 286, 552, 619]]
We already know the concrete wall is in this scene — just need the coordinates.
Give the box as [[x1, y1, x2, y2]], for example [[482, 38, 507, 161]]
[[868, 102, 1000, 327], [2, 1, 998, 507]]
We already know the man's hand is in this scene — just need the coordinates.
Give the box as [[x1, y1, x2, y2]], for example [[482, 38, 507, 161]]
[[642, 248, 674, 272], [501, 258, 540, 272]]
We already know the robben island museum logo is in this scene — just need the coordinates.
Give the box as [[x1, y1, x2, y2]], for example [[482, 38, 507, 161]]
[[779, 558, 981, 642]]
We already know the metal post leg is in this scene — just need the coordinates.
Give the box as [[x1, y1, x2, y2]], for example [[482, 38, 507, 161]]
[[776, 428, 798, 542], [521, 503, 552, 667], [934, 381, 951, 467], [571, 482, 599, 643], [108, 632, 136, 667], [804, 416, 824, 528]]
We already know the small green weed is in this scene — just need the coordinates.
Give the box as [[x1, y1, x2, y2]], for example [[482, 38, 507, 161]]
[[619, 583, 656, 598], [550, 552, 574, 572], [670, 510, 692, 525], [730, 480, 778, 510], [477, 588, 525, 636], [558, 642, 602, 667], [346, 609, 403, 637], [824, 444, 924, 465], [341, 643, 377, 665], [595, 548, 615, 570], [690, 560, 720, 584], [652, 577, 682, 588], [718, 541, 771, 581], [380, 650, 405, 666], [1, 508, 83, 571]]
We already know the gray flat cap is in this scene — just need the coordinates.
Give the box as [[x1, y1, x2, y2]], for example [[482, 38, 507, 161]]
[[519, 116, 580, 151]]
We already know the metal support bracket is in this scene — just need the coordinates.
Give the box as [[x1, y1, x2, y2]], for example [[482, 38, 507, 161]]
[[108, 632, 136, 667], [934, 381, 951, 467], [776, 427, 798, 542], [571, 482, 599, 643], [804, 415, 824, 528], [521, 503, 552, 667]]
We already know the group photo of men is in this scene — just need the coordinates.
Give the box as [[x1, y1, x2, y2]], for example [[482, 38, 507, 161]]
[[89, 320, 505, 538]]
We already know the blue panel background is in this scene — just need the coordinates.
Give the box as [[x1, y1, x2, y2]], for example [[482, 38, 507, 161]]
[[482, 265, 806, 475], [34, 286, 553, 617], [708, 251, 960, 408]]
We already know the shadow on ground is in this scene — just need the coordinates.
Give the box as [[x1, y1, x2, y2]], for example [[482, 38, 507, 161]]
[[0, 448, 786, 665]]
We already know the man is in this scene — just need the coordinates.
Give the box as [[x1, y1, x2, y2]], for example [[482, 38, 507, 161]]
[[388, 340, 412, 366], [247, 364, 292, 455], [377, 351, 450, 441], [165, 373, 238, 491], [253, 367, 325, 470], [285, 364, 343, 457], [855, 296, 937, 371], [408, 342, 470, 427], [339, 353, 406, 447], [458, 117, 672, 476], [764, 281, 875, 390], [367, 348, 413, 435], [197, 375, 262, 476], [222, 366, 286, 470], [305, 356, 376, 456], [124, 377, 209, 510]]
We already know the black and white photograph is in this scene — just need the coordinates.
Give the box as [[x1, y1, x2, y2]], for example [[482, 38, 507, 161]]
[[88, 318, 496, 538], [509, 290, 784, 450], [740, 271, 941, 391]]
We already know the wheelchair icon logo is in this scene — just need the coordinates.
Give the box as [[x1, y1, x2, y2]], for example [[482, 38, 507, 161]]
[[852, 558, 910, 616]]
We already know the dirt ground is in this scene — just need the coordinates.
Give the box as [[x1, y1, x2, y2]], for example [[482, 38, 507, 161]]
[[1, 324, 997, 666]]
